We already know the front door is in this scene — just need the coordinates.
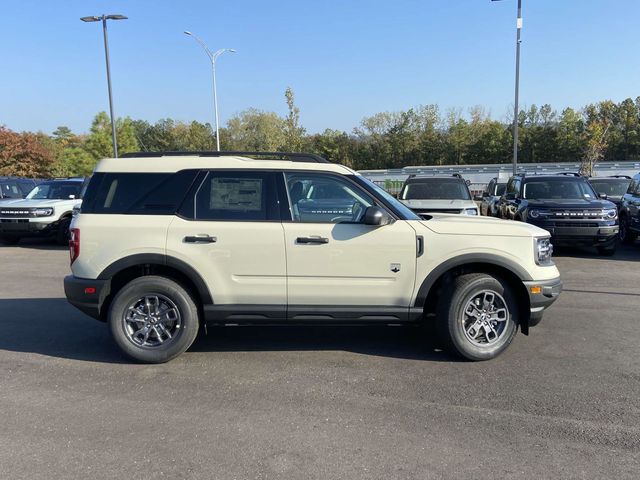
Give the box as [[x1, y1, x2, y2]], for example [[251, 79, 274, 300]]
[[282, 172, 418, 321]]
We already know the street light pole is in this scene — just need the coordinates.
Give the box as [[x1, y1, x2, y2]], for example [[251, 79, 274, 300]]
[[184, 31, 236, 151], [492, 0, 523, 176], [512, 0, 523, 176], [81, 14, 128, 158]]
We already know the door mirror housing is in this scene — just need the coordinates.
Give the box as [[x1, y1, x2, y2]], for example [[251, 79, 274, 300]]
[[598, 192, 608, 200], [362, 206, 393, 226]]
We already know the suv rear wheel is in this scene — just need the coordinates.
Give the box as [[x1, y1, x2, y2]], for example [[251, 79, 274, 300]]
[[437, 273, 518, 361], [108, 276, 200, 363]]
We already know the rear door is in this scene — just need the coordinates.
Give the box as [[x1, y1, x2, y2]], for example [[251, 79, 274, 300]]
[[281, 172, 418, 321], [166, 170, 287, 319]]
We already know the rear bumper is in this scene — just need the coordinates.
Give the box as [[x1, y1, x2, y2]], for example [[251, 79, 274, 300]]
[[64, 275, 110, 321], [524, 277, 562, 326]]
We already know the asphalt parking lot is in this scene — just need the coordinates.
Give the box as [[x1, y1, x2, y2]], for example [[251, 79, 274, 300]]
[[0, 241, 639, 479]]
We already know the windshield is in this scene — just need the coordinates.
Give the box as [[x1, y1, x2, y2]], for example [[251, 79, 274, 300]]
[[0, 181, 22, 199], [589, 179, 630, 197], [523, 180, 597, 200], [494, 184, 507, 196], [26, 181, 82, 200], [357, 177, 420, 220], [401, 180, 471, 200]]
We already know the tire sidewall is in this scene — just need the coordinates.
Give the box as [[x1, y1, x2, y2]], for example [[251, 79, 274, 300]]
[[446, 276, 518, 361], [108, 276, 200, 363]]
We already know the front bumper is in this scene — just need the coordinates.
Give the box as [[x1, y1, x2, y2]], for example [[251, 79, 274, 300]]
[[0, 218, 61, 237], [523, 277, 562, 326], [64, 275, 110, 321], [528, 221, 618, 246]]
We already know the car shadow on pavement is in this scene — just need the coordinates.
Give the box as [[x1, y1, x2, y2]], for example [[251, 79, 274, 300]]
[[0, 238, 67, 251], [0, 298, 457, 363], [553, 243, 639, 261]]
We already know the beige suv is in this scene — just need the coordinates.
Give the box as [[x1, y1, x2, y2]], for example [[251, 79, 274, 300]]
[[64, 152, 562, 363]]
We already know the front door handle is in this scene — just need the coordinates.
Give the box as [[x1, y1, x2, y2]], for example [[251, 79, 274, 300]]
[[184, 234, 217, 244], [296, 236, 329, 244]]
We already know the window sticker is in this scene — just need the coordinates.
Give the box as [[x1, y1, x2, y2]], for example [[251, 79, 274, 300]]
[[210, 178, 262, 211]]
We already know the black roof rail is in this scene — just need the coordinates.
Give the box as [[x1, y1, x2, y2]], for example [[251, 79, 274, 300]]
[[119, 151, 330, 163], [608, 174, 632, 179], [451, 173, 463, 179], [556, 172, 581, 177]]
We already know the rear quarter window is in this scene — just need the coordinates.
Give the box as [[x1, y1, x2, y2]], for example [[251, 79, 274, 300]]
[[81, 171, 198, 214]]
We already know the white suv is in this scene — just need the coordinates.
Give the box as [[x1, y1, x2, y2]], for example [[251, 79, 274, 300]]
[[64, 152, 561, 363], [0, 177, 86, 245], [398, 174, 479, 217]]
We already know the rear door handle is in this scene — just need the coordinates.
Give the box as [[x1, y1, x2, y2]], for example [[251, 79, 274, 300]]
[[296, 236, 329, 244], [184, 234, 217, 244]]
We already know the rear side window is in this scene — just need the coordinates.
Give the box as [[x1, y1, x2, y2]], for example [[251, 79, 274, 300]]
[[82, 171, 198, 214], [184, 171, 280, 221]]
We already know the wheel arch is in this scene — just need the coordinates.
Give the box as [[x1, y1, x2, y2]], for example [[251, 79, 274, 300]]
[[96, 254, 213, 321], [414, 254, 533, 334]]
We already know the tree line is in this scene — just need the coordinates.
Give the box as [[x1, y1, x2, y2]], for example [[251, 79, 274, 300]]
[[1, 88, 639, 177]]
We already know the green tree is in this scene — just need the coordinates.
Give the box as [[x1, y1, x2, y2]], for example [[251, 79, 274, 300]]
[[84, 112, 139, 160], [225, 108, 286, 151], [283, 87, 306, 152]]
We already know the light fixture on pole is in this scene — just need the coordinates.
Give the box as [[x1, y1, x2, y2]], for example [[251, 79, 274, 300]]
[[492, 0, 522, 176], [184, 31, 236, 151], [80, 14, 128, 158]]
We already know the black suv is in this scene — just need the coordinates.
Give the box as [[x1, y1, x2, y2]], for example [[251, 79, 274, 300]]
[[498, 173, 619, 255], [588, 175, 632, 211], [618, 173, 640, 245], [0, 176, 38, 200]]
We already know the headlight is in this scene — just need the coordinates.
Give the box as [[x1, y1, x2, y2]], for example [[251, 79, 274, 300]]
[[464, 208, 478, 215], [32, 208, 54, 217], [602, 208, 617, 219], [534, 237, 554, 265]]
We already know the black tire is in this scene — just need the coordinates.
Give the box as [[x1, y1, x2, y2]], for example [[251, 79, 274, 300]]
[[0, 235, 20, 245], [56, 217, 71, 246], [108, 275, 200, 363], [619, 215, 637, 245], [436, 273, 519, 361]]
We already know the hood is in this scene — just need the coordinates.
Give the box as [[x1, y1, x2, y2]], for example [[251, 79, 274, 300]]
[[526, 198, 616, 209], [419, 214, 549, 238], [0, 198, 80, 208], [401, 199, 476, 210]]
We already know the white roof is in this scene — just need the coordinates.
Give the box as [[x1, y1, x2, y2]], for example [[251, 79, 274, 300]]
[[94, 155, 356, 175]]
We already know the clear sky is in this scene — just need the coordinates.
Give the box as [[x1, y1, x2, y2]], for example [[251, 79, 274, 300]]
[[1, 0, 638, 135]]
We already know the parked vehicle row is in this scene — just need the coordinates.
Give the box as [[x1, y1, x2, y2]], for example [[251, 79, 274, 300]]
[[63, 151, 561, 364], [0, 177, 87, 245]]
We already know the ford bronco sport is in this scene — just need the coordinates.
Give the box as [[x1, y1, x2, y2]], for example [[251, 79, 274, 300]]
[[64, 152, 561, 363], [497, 173, 619, 256], [0, 177, 87, 245], [398, 174, 479, 218]]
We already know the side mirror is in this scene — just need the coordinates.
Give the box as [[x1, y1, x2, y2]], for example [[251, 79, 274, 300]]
[[363, 206, 392, 226], [68, 194, 76, 199], [505, 193, 516, 201], [473, 194, 483, 201], [598, 193, 608, 200]]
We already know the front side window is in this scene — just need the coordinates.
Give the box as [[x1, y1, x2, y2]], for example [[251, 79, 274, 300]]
[[285, 173, 373, 223], [494, 183, 507, 196], [0, 181, 21, 198], [400, 180, 471, 200], [523, 180, 597, 200], [26, 181, 82, 200], [192, 171, 279, 221]]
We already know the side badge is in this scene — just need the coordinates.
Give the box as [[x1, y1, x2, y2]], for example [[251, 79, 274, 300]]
[[390, 263, 401, 273]]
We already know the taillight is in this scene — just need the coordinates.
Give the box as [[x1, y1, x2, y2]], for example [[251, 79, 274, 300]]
[[69, 228, 80, 265]]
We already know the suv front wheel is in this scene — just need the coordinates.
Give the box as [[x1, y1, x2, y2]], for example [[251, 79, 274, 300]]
[[108, 276, 200, 363], [437, 273, 518, 361]]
